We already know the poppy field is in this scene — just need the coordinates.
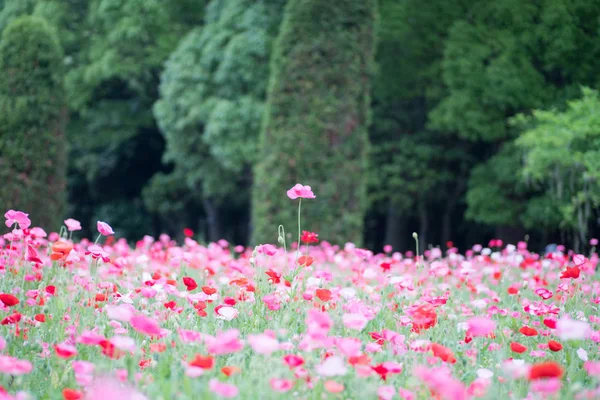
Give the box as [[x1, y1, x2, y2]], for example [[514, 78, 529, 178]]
[[0, 185, 599, 400]]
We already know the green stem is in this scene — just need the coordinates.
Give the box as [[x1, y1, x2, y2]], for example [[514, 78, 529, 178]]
[[296, 199, 302, 263]]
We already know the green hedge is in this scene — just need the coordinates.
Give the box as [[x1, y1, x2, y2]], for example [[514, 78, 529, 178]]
[[0, 16, 67, 228], [251, 0, 377, 245]]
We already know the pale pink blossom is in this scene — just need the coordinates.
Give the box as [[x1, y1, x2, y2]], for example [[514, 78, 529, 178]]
[[209, 379, 238, 398], [105, 304, 134, 322], [467, 316, 496, 337], [270, 378, 294, 393], [343, 313, 368, 330], [247, 334, 279, 355], [206, 330, 244, 355], [130, 314, 161, 336], [316, 356, 347, 377], [286, 184, 316, 200], [556, 315, 591, 340], [531, 378, 561, 396], [4, 210, 31, 229], [97, 221, 114, 236], [64, 218, 82, 231]]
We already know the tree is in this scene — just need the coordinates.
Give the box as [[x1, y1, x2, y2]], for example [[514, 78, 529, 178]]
[[153, 0, 287, 242], [432, 0, 600, 244], [515, 87, 600, 250], [0, 16, 67, 228], [62, 0, 204, 239], [367, 0, 474, 250], [251, 0, 377, 246]]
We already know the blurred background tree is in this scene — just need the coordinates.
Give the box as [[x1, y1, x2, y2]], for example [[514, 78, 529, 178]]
[[251, 0, 377, 246], [0, 15, 66, 228], [2, 0, 600, 252]]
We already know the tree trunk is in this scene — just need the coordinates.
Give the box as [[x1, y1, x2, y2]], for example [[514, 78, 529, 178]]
[[384, 203, 407, 252], [203, 198, 221, 242], [418, 202, 428, 251]]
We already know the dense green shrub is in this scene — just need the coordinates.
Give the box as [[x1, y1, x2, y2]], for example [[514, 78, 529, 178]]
[[251, 0, 377, 245], [0, 16, 67, 228]]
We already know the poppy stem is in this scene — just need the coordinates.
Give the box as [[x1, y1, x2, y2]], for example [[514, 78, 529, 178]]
[[296, 199, 302, 264]]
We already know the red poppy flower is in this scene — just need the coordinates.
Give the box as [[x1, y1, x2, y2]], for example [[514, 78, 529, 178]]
[[528, 361, 563, 380], [189, 354, 214, 369], [411, 303, 437, 333], [300, 231, 319, 244], [202, 286, 217, 295], [1, 313, 22, 325], [183, 228, 194, 238], [50, 240, 74, 262], [283, 354, 305, 368], [298, 256, 314, 267], [348, 354, 371, 366], [431, 343, 456, 363], [543, 319, 557, 329], [45, 286, 56, 296], [164, 301, 176, 310], [221, 366, 241, 377], [265, 270, 281, 284], [315, 289, 332, 302], [507, 286, 519, 295], [560, 266, 580, 279], [99, 340, 122, 359], [380, 262, 391, 272], [229, 277, 249, 286], [62, 388, 83, 400], [0, 294, 19, 307], [519, 326, 538, 336], [183, 277, 198, 291], [548, 341, 563, 352], [510, 342, 527, 354], [372, 364, 389, 381], [150, 342, 167, 353], [95, 293, 107, 302], [54, 343, 77, 359], [35, 314, 46, 323]]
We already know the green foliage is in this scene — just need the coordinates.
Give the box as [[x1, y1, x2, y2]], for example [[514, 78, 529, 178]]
[[60, 0, 204, 238], [0, 15, 66, 228], [515, 87, 600, 242], [152, 0, 286, 239], [0, 0, 36, 32], [251, 0, 377, 245], [430, 0, 600, 142]]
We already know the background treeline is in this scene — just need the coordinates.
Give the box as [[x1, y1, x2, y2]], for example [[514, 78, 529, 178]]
[[2, 0, 600, 253]]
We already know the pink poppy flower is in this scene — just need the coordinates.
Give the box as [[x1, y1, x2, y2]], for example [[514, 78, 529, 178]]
[[0, 355, 33, 375], [316, 356, 347, 377], [343, 313, 369, 331], [247, 334, 279, 355], [209, 379, 239, 398], [467, 316, 496, 337], [270, 378, 294, 392], [64, 218, 82, 231], [130, 314, 161, 336], [286, 184, 316, 200], [206, 330, 244, 355], [324, 381, 345, 393], [556, 315, 591, 340], [4, 210, 31, 229], [97, 221, 114, 236]]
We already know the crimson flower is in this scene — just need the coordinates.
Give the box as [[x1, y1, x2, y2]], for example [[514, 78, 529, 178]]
[[519, 326, 538, 336], [301, 231, 319, 244], [183, 277, 198, 291], [528, 361, 563, 380], [510, 342, 527, 354], [548, 340, 563, 352], [0, 294, 19, 307], [560, 266, 580, 279]]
